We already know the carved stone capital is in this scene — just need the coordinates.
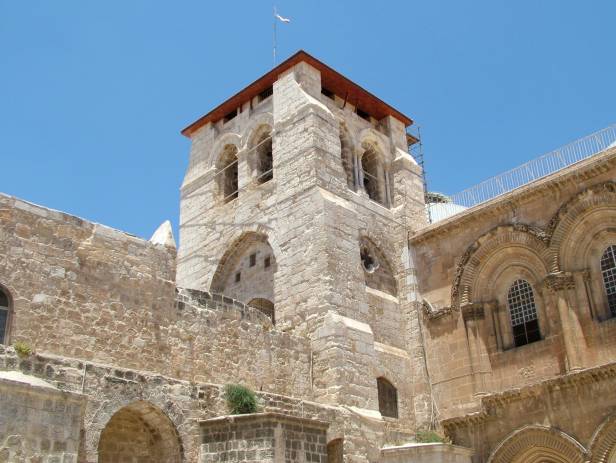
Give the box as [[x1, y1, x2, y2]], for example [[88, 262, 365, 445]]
[[461, 303, 485, 321], [543, 272, 576, 292]]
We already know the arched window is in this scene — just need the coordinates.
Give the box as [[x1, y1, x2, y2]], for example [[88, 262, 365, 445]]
[[217, 145, 238, 203], [359, 238, 397, 296], [339, 124, 356, 190], [361, 146, 387, 206], [0, 288, 9, 344], [377, 377, 398, 418], [601, 245, 616, 317], [507, 279, 541, 347], [248, 298, 275, 324], [327, 439, 344, 463], [255, 131, 273, 184]]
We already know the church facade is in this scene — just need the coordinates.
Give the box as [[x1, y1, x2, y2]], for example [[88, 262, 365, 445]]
[[1, 51, 616, 462]]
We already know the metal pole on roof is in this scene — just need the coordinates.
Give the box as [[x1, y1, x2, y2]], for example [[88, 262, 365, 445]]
[[273, 6, 277, 67]]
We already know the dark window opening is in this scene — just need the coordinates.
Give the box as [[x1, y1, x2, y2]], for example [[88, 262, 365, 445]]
[[507, 279, 541, 347], [601, 245, 616, 317], [360, 246, 379, 273], [327, 439, 343, 463], [248, 298, 275, 324], [256, 135, 273, 184], [321, 87, 335, 99], [235, 272, 241, 283], [357, 107, 370, 121], [223, 109, 238, 124], [377, 377, 398, 418], [0, 288, 8, 345], [264, 256, 271, 269], [258, 86, 273, 102], [249, 253, 257, 267]]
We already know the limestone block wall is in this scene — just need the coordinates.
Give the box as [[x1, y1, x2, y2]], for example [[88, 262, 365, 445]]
[[410, 148, 616, 420], [0, 372, 84, 463], [0, 346, 416, 463], [0, 193, 311, 397], [199, 414, 328, 463], [176, 59, 431, 428]]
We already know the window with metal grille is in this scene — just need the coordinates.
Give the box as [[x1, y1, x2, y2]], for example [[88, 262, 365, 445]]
[[377, 377, 398, 418], [0, 289, 9, 344], [601, 245, 616, 317], [507, 279, 541, 347]]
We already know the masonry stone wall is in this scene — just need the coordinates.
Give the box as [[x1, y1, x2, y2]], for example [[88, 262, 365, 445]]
[[0, 372, 84, 463], [199, 414, 328, 463], [177, 60, 432, 430], [410, 147, 616, 436], [0, 193, 311, 397]]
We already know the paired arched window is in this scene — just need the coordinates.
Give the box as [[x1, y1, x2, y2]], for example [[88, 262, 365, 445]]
[[339, 124, 357, 191], [255, 131, 273, 184], [601, 245, 616, 317], [361, 147, 384, 204], [0, 288, 10, 344], [377, 377, 398, 418], [507, 279, 541, 347], [217, 145, 239, 203]]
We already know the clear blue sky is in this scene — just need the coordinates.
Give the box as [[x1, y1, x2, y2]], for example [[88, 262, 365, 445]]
[[1, 1, 615, 239]]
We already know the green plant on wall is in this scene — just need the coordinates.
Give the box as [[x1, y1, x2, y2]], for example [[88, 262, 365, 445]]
[[415, 429, 448, 443], [223, 384, 258, 415], [13, 341, 33, 357]]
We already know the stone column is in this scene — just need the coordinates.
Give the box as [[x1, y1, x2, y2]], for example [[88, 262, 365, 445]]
[[461, 303, 489, 396], [544, 272, 584, 372]]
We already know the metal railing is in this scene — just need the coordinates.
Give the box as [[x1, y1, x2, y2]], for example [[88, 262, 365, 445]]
[[428, 124, 616, 223]]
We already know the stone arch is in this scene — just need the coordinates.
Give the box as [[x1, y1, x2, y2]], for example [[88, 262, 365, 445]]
[[339, 122, 357, 190], [358, 127, 390, 162], [246, 123, 273, 184], [207, 132, 241, 169], [215, 144, 239, 203], [590, 414, 616, 463], [327, 438, 344, 463], [487, 425, 586, 463], [97, 401, 183, 463], [210, 231, 277, 305], [241, 112, 274, 148], [248, 298, 275, 324], [452, 225, 550, 309], [359, 236, 397, 296], [359, 140, 388, 206], [547, 181, 616, 273]]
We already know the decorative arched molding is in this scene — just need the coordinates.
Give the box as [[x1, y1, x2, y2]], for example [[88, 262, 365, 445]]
[[209, 226, 280, 293], [207, 132, 242, 169], [245, 120, 273, 150], [358, 127, 391, 163], [358, 231, 399, 276], [589, 414, 616, 463], [487, 425, 587, 463], [359, 235, 397, 296], [451, 225, 550, 309], [547, 181, 616, 272], [241, 112, 274, 146]]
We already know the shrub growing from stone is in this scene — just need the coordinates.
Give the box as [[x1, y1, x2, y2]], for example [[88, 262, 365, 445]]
[[223, 384, 258, 414]]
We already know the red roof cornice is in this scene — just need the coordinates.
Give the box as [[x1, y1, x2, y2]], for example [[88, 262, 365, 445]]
[[181, 50, 412, 137]]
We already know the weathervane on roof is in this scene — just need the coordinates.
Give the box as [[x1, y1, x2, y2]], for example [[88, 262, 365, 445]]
[[273, 6, 291, 67]]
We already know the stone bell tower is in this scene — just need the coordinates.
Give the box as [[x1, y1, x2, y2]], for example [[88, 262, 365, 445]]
[[177, 51, 432, 428]]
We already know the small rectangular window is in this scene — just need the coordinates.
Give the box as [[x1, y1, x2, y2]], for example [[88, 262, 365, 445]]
[[235, 271, 241, 283], [223, 109, 238, 124], [249, 253, 256, 267], [321, 87, 335, 99], [258, 86, 273, 102], [264, 256, 271, 269], [356, 108, 370, 121]]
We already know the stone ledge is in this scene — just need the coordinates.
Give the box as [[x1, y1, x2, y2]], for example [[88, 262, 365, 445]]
[[199, 412, 330, 429], [381, 442, 473, 462]]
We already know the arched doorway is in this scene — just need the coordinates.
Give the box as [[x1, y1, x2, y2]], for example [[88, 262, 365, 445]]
[[98, 401, 182, 463]]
